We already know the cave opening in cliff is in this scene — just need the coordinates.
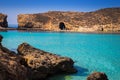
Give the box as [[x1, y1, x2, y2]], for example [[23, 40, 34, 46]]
[[59, 22, 66, 30]]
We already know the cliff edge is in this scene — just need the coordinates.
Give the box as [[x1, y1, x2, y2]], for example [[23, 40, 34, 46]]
[[0, 13, 8, 28]]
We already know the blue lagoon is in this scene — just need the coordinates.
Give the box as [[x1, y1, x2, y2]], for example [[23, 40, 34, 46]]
[[0, 31, 120, 80]]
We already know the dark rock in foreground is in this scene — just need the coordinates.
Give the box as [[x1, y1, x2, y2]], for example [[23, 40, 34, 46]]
[[87, 72, 108, 80], [0, 13, 8, 28], [17, 43, 77, 80], [0, 35, 27, 80], [0, 35, 77, 80]]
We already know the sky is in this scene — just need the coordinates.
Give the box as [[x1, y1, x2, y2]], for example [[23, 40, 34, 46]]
[[0, 0, 120, 25]]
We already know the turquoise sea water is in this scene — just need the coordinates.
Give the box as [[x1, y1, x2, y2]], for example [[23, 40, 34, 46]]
[[0, 31, 120, 80]]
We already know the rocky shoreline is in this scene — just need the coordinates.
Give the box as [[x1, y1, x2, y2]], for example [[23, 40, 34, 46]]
[[1, 27, 120, 34], [0, 35, 77, 80], [0, 35, 109, 80]]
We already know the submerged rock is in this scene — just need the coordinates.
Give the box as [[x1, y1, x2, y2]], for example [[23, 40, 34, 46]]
[[0, 13, 8, 28], [17, 43, 77, 80], [0, 35, 27, 80], [87, 72, 108, 80]]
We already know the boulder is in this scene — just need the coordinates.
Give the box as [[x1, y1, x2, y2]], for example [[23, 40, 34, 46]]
[[87, 72, 108, 80], [17, 43, 77, 80], [0, 13, 8, 28], [0, 35, 27, 80]]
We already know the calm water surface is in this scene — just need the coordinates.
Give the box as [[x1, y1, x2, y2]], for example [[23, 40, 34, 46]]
[[0, 31, 120, 80]]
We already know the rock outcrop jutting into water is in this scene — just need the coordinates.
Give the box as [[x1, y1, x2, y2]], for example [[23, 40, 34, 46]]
[[0, 13, 8, 28], [18, 8, 120, 32], [0, 35, 77, 80], [17, 43, 77, 80]]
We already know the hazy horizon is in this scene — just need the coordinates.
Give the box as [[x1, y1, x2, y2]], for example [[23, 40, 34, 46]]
[[0, 0, 120, 25]]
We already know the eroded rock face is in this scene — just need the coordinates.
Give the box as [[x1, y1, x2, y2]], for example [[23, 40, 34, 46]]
[[17, 43, 77, 80], [87, 72, 108, 80], [0, 13, 8, 28], [18, 8, 120, 32], [0, 35, 27, 80]]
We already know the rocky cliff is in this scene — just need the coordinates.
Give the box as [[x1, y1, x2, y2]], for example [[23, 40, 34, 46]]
[[18, 8, 120, 32], [0, 13, 8, 28]]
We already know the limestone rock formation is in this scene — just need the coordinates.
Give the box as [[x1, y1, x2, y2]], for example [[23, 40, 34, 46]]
[[0, 13, 8, 28], [17, 43, 77, 80], [18, 8, 120, 32], [0, 35, 77, 80], [0, 35, 27, 80], [87, 72, 108, 80]]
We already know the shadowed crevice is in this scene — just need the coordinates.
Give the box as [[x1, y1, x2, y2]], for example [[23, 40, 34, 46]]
[[59, 22, 66, 30]]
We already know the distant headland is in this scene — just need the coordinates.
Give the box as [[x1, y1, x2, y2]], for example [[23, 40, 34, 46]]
[[0, 7, 120, 32]]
